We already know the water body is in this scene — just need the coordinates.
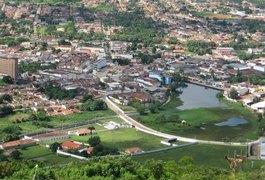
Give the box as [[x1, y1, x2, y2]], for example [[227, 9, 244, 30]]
[[178, 83, 226, 110], [215, 118, 248, 127]]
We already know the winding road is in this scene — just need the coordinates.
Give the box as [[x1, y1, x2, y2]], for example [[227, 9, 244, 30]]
[[104, 96, 259, 147]]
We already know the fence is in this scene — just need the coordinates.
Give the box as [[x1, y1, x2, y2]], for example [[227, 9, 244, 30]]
[[131, 142, 198, 157], [57, 150, 89, 161], [20, 115, 118, 138], [56, 142, 197, 162]]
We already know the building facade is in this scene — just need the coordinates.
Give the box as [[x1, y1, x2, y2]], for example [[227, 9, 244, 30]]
[[0, 56, 18, 80]]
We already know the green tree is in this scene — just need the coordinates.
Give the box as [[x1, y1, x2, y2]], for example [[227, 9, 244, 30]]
[[149, 104, 157, 114], [216, 92, 224, 100], [87, 126, 95, 135], [229, 88, 239, 100], [168, 37, 179, 44], [0, 106, 14, 117], [0, 94, 12, 103], [187, 40, 215, 55], [81, 94, 93, 103], [49, 142, 61, 153], [2, 76, 13, 84], [10, 150, 21, 159], [170, 73, 187, 95], [2, 125, 21, 134], [137, 106, 146, 115], [88, 136, 101, 147]]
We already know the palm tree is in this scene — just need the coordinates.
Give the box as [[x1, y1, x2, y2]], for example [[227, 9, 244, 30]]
[[88, 126, 95, 135]]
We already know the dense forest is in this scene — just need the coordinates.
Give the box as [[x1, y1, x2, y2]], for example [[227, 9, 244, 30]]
[[104, 10, 165, 46], [0, 157, 264, 179]]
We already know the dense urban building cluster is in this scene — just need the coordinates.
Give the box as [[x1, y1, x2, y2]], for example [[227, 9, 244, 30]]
[[0, 0, 265, 179]]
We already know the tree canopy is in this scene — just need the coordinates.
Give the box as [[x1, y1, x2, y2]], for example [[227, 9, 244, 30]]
[[0, 156, 263, 179]]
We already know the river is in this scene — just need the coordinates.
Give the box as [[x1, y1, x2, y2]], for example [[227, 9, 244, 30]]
[[178, 83, 226, 110]]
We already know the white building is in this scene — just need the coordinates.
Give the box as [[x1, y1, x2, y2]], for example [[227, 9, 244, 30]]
[[251, 101, 265, 113], [253, 65, 265, 73]]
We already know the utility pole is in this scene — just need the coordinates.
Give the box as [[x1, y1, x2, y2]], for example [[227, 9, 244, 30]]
[[32, 164, 38, 180]]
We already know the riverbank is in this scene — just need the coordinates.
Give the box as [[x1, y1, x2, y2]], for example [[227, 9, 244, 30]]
[[187, 79, 225, 91], [132, 96, 258, 142]]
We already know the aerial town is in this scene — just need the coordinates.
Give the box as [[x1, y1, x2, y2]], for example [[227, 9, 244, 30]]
[[0, 0, 265, 179]]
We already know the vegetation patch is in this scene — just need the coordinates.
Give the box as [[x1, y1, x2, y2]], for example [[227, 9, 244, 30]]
[[133, 144, 265, 171], [132, 97, 258, 141]]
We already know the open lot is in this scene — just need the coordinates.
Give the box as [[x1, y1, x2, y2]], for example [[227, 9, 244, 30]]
[[71, 128, 166, 151], [41, 127, 167, 151], [133, 144, 265, 171], [49, 110, 115, 127], [0, 110, 115, 134], [132, 97, 258, 141], [19, 145, 77, 165]]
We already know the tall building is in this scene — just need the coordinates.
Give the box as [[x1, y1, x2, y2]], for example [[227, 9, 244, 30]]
[[0, 56, 18, 80]]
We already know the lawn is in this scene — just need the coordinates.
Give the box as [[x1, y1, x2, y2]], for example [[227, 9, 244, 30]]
[[132, 97, 258, 141], [133, 144, 265, 171], [71, 128, 166, 151], [19, 145, 77, 165]]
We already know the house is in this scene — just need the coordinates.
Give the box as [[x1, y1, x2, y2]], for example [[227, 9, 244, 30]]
[[127, 92, 153, 103], [253, 65, 265, 73], [61, 141, 84, 151], [242, 97, 254, 106], [215, 47, 235, 56], [33, 133, 69, 142], [251, 101, 265, 113], [126, 147, 142, 154], [85, 147, 94, 154], [0, 139, 37, 150], [260, 140, 265, 159], [254, 91, 265, 98], [68, 129, 94, 136], [103, 121, 121, 130]]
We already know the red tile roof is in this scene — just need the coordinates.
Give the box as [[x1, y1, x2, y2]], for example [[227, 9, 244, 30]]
[[0, 139, 37, 149], [126, 147, 142, 154], [86, 147, 93, 154], [61, 141, 83, 150]]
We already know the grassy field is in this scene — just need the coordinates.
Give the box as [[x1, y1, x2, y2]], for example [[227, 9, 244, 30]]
[[91, 5, 113, 12], [42, 128, 166, 151], [0, 110, 115, 134], [132, 97, 258, 141], [49, 110, 115, 127], [37, 26, 48, 35], [118, 104, 136, 112], [19, 145, 77, 165], [133, 144, 265, 171], [0, 113, 46, 133]]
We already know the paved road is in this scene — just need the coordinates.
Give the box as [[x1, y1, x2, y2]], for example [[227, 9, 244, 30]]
[[104, 96, 260, 146]]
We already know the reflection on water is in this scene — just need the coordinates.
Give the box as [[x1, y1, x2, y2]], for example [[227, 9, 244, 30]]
[[178, 83, 226, 110], [215, 118, 248, 127]]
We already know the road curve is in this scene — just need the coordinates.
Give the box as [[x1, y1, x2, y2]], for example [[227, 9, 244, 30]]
[[104, 96, 259, 146]]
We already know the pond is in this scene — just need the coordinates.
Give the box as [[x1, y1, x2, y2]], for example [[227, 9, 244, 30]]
[[215, 118, 248, 127], [178, 83, 226, 110]]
